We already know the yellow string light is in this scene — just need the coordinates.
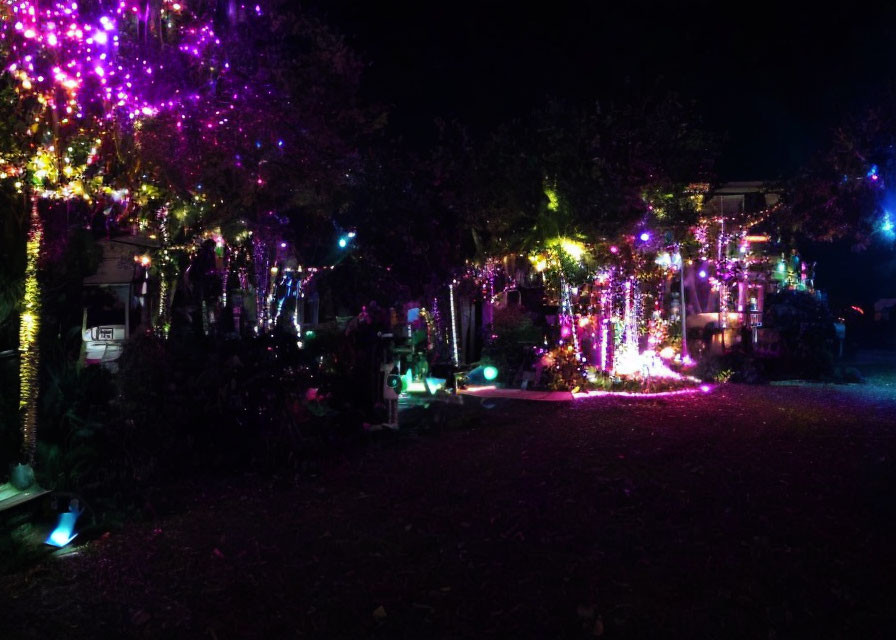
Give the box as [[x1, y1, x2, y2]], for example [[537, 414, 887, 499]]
[[19, 197, 42, 465]]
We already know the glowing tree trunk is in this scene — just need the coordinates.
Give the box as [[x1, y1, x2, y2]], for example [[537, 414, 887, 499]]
[[559, 275, 581, 359], [614, 277, 643, 376], [599, 286, 611, 372], [482, 259, 495, 329], [253, 237, 272, 331], [153, 207, 173, 336], [449, 281, 459, 366], [678, 248, 690, 362], [624, 278, 639, 355], [19, 196, 43, 465], [717, 217, 727, 351]]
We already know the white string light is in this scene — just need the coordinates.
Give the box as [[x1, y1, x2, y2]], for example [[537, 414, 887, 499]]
[[449, 281, 459, 366]]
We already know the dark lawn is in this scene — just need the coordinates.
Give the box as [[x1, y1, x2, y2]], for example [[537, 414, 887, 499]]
[[3, 370, 896, 639]]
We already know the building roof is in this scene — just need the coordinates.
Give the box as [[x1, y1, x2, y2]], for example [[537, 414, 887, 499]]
[[83, 235, 157, 285]]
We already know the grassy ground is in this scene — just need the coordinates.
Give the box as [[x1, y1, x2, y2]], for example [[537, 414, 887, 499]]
[[2, 359, 896, 638]]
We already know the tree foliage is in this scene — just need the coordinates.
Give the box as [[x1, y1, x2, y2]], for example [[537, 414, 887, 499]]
[[131, 1, 384, 258], [784, 106, 896, 245], [467, 95, 717, 256]]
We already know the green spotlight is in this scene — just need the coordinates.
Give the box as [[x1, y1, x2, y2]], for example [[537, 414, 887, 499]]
[[483, 365, 499, 381], [386, 374, 402, 392]]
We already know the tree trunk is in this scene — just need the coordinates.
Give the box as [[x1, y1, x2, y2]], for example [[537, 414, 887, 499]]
[[19, 195, 42, 465]]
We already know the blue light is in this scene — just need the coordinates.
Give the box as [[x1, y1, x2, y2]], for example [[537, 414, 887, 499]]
[[46, 509, 81, 548], [424, 377, 447, 394], [483, 365, 499, 381], [338, 237, 348, 248], [883, 210, 894, 234], [639, 231, 651, 242], [867, 164, 879, 179]]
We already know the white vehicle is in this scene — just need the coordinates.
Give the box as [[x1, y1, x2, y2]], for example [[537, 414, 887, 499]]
[[81, 284, 130, 368], [81, 236, 155, 370]]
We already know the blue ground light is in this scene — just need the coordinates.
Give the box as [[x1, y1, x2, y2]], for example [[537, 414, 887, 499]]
[[45, 508, 81, 548]]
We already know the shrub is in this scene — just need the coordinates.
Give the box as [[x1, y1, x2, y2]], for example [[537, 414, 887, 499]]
[[763, 290, 836, 379], [696, 351, 767, 384], [35, 362, 117, 492], [0, 357, 21, 473], [695, 354, 726, 382], [541, 346, 590, 391], [581, 366, 701, 394]]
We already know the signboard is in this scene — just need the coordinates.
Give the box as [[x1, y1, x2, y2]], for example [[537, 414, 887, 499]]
[[98, 327, 114, 340]]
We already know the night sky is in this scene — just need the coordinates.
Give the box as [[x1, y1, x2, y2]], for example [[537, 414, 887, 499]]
[[307, 1, 896, 305], [311, 1, 896, 179]]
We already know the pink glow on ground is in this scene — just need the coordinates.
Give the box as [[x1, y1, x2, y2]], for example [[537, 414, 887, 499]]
[[461, 385, 712, 401], [573, 385, 710, 399]]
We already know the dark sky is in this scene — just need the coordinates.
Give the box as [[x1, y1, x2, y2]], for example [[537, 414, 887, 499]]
[[304, 1, 896, 305], [310, 1, 896, 181]]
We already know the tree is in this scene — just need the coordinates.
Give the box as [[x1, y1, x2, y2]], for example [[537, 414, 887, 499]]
[[468, 95, 717, 258], [0, 0, 293, 463], [336, 119, 477, 302], [124, 2, 385, 330], [784, 106, 896, 246]]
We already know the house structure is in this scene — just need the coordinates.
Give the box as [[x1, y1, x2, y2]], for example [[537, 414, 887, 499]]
[[81, 234, 156, 368], [680, 181, 815, 356]]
